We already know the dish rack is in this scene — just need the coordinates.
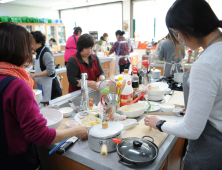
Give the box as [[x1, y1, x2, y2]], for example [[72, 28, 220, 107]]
[[120, 91, 146, 107]]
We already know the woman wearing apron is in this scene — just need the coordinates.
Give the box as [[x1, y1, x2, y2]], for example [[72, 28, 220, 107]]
[[64, 27, 82, 65], [108, 30, 134, 75], [67, 34, 105, 93], [145, 0, 222, 169], [30, 31, 62, 104], [158, 35, 185, 77], [0, 23, 88, 170]]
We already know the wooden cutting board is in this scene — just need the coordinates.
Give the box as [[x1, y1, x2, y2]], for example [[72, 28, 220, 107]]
[[147, 112, 175, 116], [57, 117, 73, 130], [123, 116, 177, 147], [167, 91, 184, 107]]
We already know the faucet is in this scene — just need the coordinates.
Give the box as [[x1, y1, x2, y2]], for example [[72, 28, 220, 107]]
[[79, 73, 89, 112]]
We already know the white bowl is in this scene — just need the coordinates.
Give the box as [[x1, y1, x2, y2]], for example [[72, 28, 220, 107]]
[[148, 94, 164, 101], [80, 117, 102, 130], [146, 82, 169, 96], [160, 103, 175, 112], [58, 107, 73, 117], [118, 103, 145, 118], [66, 120, 80, 128], [117, 119, 137, 130], [165, 88, 171, 95], [41, 109, 63, 129]]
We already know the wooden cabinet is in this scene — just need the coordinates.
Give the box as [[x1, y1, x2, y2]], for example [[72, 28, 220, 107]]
[[151, 66, 164, 76], [57, 72, 69, 96], [159, 138, 185, 170], [54, 55, 65, 66], [130, 55, 138, 68]]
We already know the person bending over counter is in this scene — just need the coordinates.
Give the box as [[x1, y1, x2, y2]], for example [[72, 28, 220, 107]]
[[67, 34, 105, 93]]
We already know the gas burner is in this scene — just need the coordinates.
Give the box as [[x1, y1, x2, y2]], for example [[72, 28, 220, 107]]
[[156, 76, 183, 91]]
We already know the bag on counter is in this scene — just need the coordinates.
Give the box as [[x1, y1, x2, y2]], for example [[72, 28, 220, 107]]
[[51, 76, 62, 100]]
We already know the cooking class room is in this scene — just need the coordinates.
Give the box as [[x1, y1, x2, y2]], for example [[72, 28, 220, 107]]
[[0, 0, 222, 170]]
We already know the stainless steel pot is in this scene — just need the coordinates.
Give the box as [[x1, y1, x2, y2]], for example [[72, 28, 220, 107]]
[[88, 122, 123, 158], [33, 89, 42, 104]]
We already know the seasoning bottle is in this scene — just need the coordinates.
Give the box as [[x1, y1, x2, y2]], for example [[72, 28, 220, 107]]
[[88, 98, 93, 110], [121, 69, 133, 103], [131, 70, 139, 98]]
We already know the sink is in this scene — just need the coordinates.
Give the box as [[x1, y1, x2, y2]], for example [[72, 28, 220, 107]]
[[58, 90, 101, 108]]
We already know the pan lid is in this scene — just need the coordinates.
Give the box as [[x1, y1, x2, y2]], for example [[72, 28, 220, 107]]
[[89, 122, 123, 139], [117, 136, 158, 162]]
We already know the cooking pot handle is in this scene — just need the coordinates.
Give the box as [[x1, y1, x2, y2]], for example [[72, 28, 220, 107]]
[[142, 136, 154, 143], [118, 158, 137, 167]]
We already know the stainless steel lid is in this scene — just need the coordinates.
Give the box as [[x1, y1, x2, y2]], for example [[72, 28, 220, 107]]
[[89, 122, 123, 139]]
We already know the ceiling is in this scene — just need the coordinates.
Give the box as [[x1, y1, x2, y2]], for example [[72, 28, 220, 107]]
[[5, 0, 124, 10]]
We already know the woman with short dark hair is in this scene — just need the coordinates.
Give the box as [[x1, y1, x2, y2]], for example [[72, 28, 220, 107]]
[[97, 33, 108, 46], [64, 26, 82, 65], [145, 0, 222, 169], [67, 34, 105, 93], [108, 30, 134, 74], [0, 22, 87, 170], [30, 31, 62, 103]]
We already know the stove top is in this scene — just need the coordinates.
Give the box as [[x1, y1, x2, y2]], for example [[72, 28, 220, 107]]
[[156, 76, 183, 91]]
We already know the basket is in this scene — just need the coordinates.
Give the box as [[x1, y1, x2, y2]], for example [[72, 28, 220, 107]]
[[21, 17, 28, 22], [120, 91, 146, 107], [138, 42, 147, 49]]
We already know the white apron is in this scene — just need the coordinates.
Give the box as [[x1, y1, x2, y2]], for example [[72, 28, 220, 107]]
[[35, 46, 59, 102], [164, 59, 184, 76], [115, 40, 131, 75]]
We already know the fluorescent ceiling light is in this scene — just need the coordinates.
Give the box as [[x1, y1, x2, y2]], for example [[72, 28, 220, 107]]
[[0, 0, 15, 3]]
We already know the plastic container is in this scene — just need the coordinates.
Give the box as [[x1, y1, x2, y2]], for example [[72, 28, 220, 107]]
[[88, 98, 94, 110], [121, 69, 133, 103], [21, 17, 27, 23], [138, 42, 147, 49], [40, 18, 48, 23], [55, 19, 59, 23], [59, 19, 62, 23], [51, 19, 56, 23], [29, 17, 35, 23], [0, 16, 9, 22], [34, 18, 39, 23], [48, 19, 52, 23]]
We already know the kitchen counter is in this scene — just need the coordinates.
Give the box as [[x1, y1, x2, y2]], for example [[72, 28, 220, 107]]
[[44, 114, 183, 170], [151, 62, 192, 70], [30, 67, 66, 74], [38, 88, 184, 170], [53, 53, 65, 57]]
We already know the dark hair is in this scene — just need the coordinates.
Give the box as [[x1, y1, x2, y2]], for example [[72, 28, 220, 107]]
[[0, 22, 33, 67], [166, 0, 221, 54], [73, 27, 82, 35], [31, 31, 46, 46], [50, 38, 56, 43], [115, 30, 125, 36], [77, 34, 95, 52], [103, 33, 108, 38]]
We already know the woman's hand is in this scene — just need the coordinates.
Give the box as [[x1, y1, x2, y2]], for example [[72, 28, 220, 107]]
[[72, 125, 88, 139], [144, 116, 160, 129], [30, 73, 36, 79], [99, 75, 105, 81], [88, 81, 99, 90]]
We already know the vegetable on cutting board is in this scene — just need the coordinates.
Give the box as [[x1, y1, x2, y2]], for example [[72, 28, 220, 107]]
[[146, 100, 152, 131]]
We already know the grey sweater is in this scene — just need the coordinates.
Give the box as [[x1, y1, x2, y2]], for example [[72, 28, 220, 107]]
[[162, 41, 222, 140], [158, 39, 185, 77]]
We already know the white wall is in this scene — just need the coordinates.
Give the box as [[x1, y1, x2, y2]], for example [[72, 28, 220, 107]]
[[122, 0, 131, 38], [0, 4, 59, 19]]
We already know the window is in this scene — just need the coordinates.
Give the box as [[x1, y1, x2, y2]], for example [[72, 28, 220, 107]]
[[61, 3, 122, 43], [133, 0, 175, 42]]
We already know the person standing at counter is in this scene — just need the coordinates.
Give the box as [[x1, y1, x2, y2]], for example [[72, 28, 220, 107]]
[[0, 22, 88, 170], [45, 38, 56, 52], [30, 31, 62, 104], [97, 33, 108, 46], [108, 30, 134, 75], [145, 0, 222, 169], [64, 27, 82, 65], [67, 34, 105, 93], [158, 34, 185, 77]]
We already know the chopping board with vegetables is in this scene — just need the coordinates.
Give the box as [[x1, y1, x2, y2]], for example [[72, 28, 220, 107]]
[[57, 117, 73, 130], [167, 91, 184, 107], [122, 116, 177, 147]]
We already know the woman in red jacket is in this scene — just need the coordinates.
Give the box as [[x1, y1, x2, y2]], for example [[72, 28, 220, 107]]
[[0, 23, 88, 170], [64, 27, 82, 65]]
